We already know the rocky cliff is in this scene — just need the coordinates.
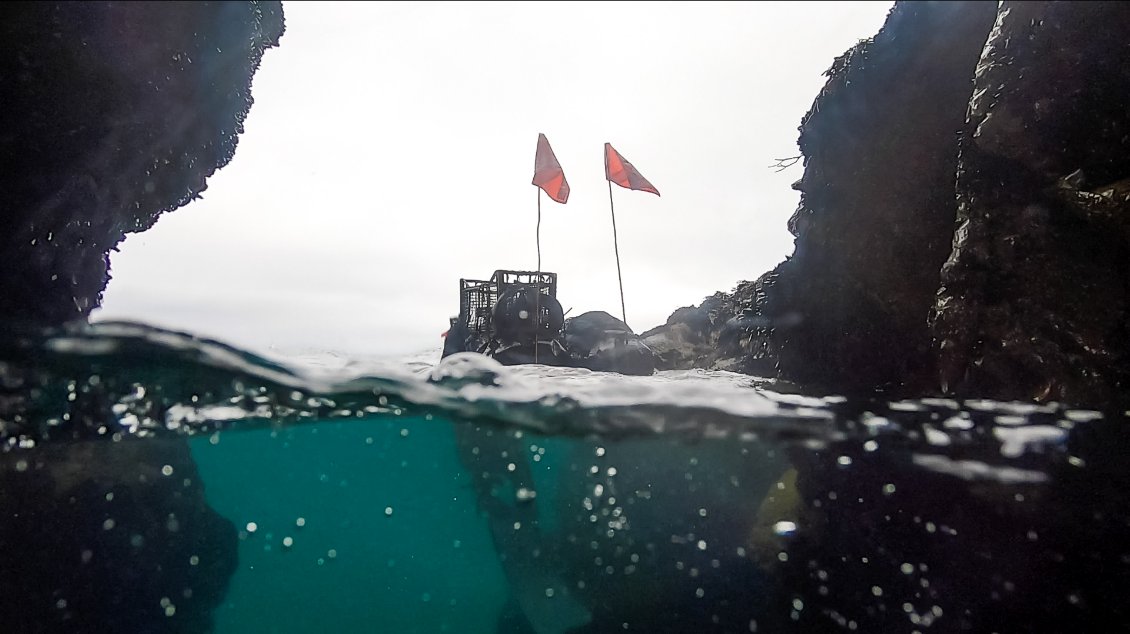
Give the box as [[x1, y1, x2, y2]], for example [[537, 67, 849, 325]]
[[0, 3, 285, 631], [649, 1, 1130, 407], [0, 1, 285, 327]]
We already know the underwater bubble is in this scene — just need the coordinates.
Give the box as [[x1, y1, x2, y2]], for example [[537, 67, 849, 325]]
[[773, 521, 797, 536]]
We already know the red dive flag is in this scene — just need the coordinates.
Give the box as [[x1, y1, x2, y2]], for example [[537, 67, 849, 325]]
[[604, 143, 660, 196], [532, 133, 570, 204]]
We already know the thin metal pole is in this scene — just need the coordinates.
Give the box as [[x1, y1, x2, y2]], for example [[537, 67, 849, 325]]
[[536, 188, 542, 275], [535, 189, 541, 363], [608, 180, 628, 328]]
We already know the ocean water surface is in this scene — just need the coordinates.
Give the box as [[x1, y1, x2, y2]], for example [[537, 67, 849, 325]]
[[2, 321, 1129, 633]]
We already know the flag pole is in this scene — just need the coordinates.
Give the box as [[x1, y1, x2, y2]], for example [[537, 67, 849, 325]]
[[607, 180, 628, 328], [535, 188, 541, 363]]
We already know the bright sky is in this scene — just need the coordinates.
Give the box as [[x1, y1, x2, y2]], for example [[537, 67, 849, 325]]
[[95, 1, 893, 358]]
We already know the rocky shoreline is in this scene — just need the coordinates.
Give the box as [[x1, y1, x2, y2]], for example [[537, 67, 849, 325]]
[[643, 1, 1130, 407]]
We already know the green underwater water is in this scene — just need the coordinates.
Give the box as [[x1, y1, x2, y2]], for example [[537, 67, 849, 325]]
[[192, 416, 513, 634], [6, 323, 1130, 633], [191, 413, 792, 634]]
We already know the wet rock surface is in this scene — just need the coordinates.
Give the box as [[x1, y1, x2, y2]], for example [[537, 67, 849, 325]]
[[565, 311, 658, 377], [0, 2, 284, 631], [0, 1, 285, 328], [0, 440, 238, 633], [768, 1, 997, 395], [932, 1, 1130, 405], [642, 270, 781, 376], [660, 1, 1130, 407]]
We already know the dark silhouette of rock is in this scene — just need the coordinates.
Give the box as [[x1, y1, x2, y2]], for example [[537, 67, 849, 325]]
[[657, 1, 1130, 407], [642, 269, 782, 375], [0, 1, 285, 328], [0, 2, 284, 631], [651, 1, 998, 394], [779, 404, 1130, 634], [564, 311, 657, 376], [932, 1, 1130, 405], [766, 0, 999, 395], [0, 439, 238, 633]]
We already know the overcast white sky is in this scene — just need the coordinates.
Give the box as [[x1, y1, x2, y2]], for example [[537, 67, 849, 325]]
[[94, 1, 893, 358]]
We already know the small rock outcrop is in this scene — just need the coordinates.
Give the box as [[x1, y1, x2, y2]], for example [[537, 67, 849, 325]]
[[565, 311, 658, 376], [642, 269, 781, 375]]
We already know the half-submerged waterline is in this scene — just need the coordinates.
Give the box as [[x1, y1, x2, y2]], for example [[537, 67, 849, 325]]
[[1, 321, 1127, 632]]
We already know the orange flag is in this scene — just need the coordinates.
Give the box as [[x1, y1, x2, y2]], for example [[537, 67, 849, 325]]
[[532, 133, 570, 204], [604, 143, 660, 196]]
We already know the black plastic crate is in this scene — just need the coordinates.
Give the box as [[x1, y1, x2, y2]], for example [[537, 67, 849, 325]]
[[458, 270, 556, 337]]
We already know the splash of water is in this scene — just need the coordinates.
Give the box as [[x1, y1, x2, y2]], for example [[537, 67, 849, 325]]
[[0, 320, 1102, 479]]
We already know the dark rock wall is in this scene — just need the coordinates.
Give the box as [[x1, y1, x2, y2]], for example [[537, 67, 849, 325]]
[[658, 1, 1130, 406], [0, 1, 285, 327], [649, 2, 998, 395], [772, 1, 998, 394], [0, 440, 238, 633], [0, 3, 284, 631], [932, 1, 1130, 405]]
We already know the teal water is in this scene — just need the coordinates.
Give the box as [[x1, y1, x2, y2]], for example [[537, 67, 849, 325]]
[[3, 321, 1130, 633], [193, 417, 510, 633], [192, 415, 791, 633]]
